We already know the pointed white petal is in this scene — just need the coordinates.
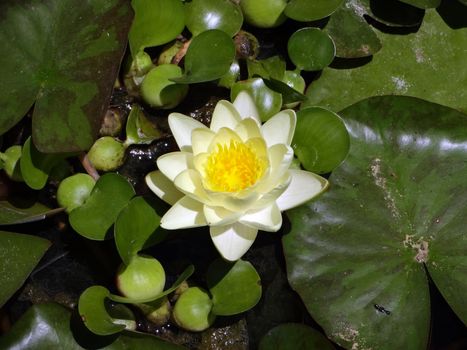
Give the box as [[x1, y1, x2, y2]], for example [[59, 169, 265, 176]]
[[233, 91, 260, 125], [156, 152, 193, 182], [234, 118, 262, 142], [210, 223, 258, 261], [239, 203, 282, 232], [169, 113, 207, 152], [276, 170, 329, 211], [161, 196, 206, 229], [204, 205, 241, 226], [256, 144, 293, 193], [145, 171, 184, 205], [191, 128, 215, 155], [210, 100, 242, 132], [174, 169, 210, 203], [261, 110, 296, 147]]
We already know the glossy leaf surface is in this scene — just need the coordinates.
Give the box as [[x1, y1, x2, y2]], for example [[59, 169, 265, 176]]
[[292, 107, 349, 174], [173, 30, 236, 84], [284, 0, 343, 21], [284, 96, 467, 349], [304, 10, 467, 114], [207, 259, 262, 316], [69, 173, 135, 240], [288, 28, 335, 71], [259, 323, 335, 350], [0, 0, 132, 152], [115, 196, 161, 265], [184, 0, 243, 37], [0, 303, 186, 349], [0, 200, 62, 225], [129, 0, 185, 55], [0, 231, 50, 307]]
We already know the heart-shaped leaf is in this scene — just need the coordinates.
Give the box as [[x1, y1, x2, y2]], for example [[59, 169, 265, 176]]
[[304, 10, 467, 114], [0, 0, 132, 152], [0, 200, 62, 225], [114, 196, 162, 265], [259, 323, 335, 350], [69, 173, 135, 240], [0, 231, 50, 307], [283, 96, 467, 350], [172, 30, 236, 84], [207, 258, 261, 316], [129, 0, 185, 56], [284, 0, 343, 22], [292, 107, 349, 174]]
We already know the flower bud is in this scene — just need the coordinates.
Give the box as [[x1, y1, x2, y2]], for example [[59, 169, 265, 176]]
[[87, 136, 126, 172], [173, 287, 216, 332], [57, 173, 95, 213]]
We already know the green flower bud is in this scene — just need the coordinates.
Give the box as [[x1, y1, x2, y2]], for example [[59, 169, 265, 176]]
[[240, 0, 287, 28], [116, 255, 166, 300], [87, 136, 126, 172], [173, 287, 216, 332], [57, 173, 95, 213]]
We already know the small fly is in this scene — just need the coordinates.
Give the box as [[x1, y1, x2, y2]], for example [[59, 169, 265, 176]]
[[374, 304, 391, 315]]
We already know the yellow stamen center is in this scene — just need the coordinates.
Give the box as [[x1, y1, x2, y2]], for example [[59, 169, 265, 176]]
[[205, 140, 265, 192]]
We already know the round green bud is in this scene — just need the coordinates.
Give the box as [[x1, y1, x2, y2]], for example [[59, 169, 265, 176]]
[[1, 145, 23, 181], [87, 136, 126, 172], [116, 255, 166, 300], [240, 0, 287, 28], [140, 64, 188, 109], [57, 173, 95, 213], [173, 287, 216, 332]]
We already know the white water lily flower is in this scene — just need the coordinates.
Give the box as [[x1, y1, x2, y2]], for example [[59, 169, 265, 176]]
[[146, 92, 328, 261]]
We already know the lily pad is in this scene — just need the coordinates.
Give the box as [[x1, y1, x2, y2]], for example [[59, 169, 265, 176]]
[[172, 30, 236, 84], [0, 0, 132, 153], [259, 323, 335, 350], [247, 56, 286, 80], [292, 107, 349, 174], [283, 96, 467, 350], [0, 200, 62, 225], [69, 173, 135, 240], [129, 0, 185, 56], [0, 231, 50, 307], [184, 0, 243, 37], [399, 0, 441, 9], [114, 196, 162, 265], [284, 0, 343, 22], [288, 28, 336, 71], [303, 10, 467, 114], [207, 259, 262, 316]]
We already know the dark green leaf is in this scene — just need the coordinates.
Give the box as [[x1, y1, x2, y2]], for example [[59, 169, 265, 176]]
[[304, 10, 467, 114], [0, 231, 50, 307], [284, 0, 343, 21], [288, 28, 336, 71], [259, 323, 335, 350], [247, 56, 286, 80], [125, 104, 161, 146], [0, 303, 186, 349], [261, 77, 307, 105], [0, 0, 132, 152], [0, 200, 62, 225], [399, 0, 441, 9], [129, 0, 185, 56], [173, 30, 236, 84], [284, 96, 467, 349], [69, 173, 135, 240], [207, 259, 261, 316], [292, 107, 349, 174], [185, 0, 243, 37], [109, 264, 195, 304], [114, 196, 162, 265], [325, 2, 382, 58]]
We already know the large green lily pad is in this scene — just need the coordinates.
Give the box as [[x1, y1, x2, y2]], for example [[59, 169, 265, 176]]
[[283, 96, 467, 350], [303, 10, 467, 114], [0, 0, 132, 153]]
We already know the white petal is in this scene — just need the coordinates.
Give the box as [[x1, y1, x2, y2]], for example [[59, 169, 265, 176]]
[[210, 100, 242, 132], [210, 223, 258, 261], [156, 152, 193, 182], [207, 127, 242, 152], [161, 196, 206, 229], [169, 113, 207, 152], [191, 128, 215, 156], [233, 91, 261, 125], [276, 169, 329, 211], [204, 205, 241, 226], [235, 118, 262, 142], [261, 109, 296, 147], [145, 171, 184, 205], [256, 144, 293, 193], [239, 203, 282, 232], [174, 169, 209, 203]]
